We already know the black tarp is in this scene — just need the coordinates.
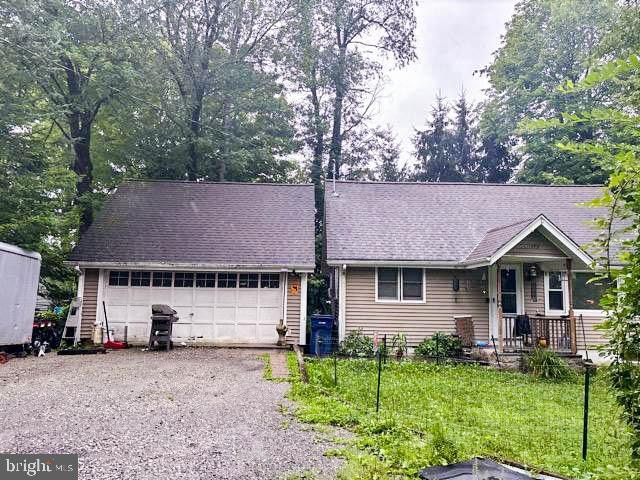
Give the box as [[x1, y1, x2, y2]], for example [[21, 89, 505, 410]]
[[419, 457, 553, 480]]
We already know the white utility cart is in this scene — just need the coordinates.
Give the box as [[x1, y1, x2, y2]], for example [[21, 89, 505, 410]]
[[0, 241, 41, 349]]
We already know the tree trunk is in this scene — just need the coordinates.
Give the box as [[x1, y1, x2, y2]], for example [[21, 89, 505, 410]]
[[187, 91, 203, 181], [328, 44, 347, 180], [68, 112, 94, 234], [309, 63, 325, 231]]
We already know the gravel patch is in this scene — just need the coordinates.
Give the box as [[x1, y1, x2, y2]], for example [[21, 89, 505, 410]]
[[0, 348, 343, 479]]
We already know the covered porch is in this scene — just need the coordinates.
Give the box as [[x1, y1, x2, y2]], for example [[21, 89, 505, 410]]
[[463, 215, 596, 355]]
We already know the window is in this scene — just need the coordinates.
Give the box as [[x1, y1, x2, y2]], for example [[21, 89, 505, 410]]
[[174, 272, 194, 288], [376, 268, 425, 302], [500, 268, 518, 314], [196, 272, 216, 288], [108, 271, 129, 286], [131, 271, 150, 287], [573, 272, 607, 310], [402, 268, 424, 301], [152, 271, 172, 287], [260, 273, 280, 289], [218, 273, 237, 288], [546, 271, 565, 312], [239, 273, 259, 288], [377, 268, 399, 300]]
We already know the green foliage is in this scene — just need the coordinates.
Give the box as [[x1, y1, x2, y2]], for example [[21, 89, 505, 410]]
[[390, 333, 408, 359], [481, 0, 622, 185], [288, 358, 637, 479], [338, 330, 375, 358], [524, 348, 575, 381], [414, 332, 462, 358]]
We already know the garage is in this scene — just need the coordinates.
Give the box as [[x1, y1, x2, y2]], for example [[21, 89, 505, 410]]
[[68, 181, 315, 346], [103, 270, 284, 344]]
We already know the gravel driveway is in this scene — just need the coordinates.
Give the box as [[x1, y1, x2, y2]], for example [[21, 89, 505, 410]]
[[0, 348, 342, 479]]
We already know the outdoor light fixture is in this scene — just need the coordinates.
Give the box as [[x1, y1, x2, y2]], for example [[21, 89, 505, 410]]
[[452, 277, 460, 292], [528, 264, 538, 278]]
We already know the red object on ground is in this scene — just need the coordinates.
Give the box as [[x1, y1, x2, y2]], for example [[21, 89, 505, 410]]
[[103, 340, 126, 349]]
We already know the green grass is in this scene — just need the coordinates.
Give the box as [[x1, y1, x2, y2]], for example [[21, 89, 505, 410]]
[[287, 355, 639, 480]]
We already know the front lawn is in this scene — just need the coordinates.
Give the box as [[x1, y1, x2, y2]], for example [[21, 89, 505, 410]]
[[287, 356, 639, 480]]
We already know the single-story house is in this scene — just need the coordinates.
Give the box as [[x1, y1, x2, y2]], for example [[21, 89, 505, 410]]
[[67, 180, 315, 346], [325, 181, 616, 356]]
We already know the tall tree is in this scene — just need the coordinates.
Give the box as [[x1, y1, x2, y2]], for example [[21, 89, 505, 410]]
[[0, 0, 147, 232], [480, 0, 620, 184], [413, 94, 458, 182]]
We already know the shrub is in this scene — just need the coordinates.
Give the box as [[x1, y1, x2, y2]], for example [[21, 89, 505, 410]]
[[391, 332, 408, 359], [524, 348, 575, 381], [339, 329, 374, 357], [414, 332, 462, 358]]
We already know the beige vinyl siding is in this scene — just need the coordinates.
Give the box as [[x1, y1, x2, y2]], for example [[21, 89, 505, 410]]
[[286, 273, 301, 345], [523, 274, 545, 315], [80, 268, 99, 340], [507, 231, 566, 258], [345, 267, 489, 347], [576, 313, 607, 349]]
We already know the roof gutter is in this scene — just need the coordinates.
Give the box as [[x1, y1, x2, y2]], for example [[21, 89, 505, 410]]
[[326, 259, 484, 269], [64, 260, 315, 273]]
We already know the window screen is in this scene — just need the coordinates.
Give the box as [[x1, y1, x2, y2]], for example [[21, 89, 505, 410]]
[[131, 271, 151, 287], [402, 268, 424, 301], [152, 271, 172, 287], [547, 272, 564, 311], [573, 272, 607, 310], [377, 268, 399, 300], [109, 271, 129, 286]]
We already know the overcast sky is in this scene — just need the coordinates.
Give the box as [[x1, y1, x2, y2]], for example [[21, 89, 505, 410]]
[[374, 0, 517, 166]]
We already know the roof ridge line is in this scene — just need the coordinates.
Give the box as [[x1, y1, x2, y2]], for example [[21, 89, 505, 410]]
[[326, 180, 604, 187], [122, 179, 313, 186]]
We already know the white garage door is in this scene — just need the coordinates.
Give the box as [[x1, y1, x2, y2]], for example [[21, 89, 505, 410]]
[[103, 270, 283, 344]]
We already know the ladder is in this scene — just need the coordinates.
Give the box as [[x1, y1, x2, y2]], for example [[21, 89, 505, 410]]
[[61, 297, 83, 345]]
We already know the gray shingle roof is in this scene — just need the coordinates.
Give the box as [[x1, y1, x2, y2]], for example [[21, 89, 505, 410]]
[[70, 180, 316, 269], [464, 217, 538, 262], [325, 181, 607, 264]]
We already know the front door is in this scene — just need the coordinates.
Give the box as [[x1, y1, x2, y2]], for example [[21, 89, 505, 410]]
[[500, 266, 521, 315]]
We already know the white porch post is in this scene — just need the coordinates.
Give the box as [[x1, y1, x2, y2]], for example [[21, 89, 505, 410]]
[[338, 266, 347, 342], [299, 273, 308, 345], [488, 264, 499, 341], [74, 269, 85, 345]]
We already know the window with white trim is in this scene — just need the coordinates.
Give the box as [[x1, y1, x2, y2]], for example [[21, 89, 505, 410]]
[[152, 271, 172, 287], [376, 268, 424, 302], [239, 273, 259, 288], [108, 271, 129, 286], [174, 272, 194, 288], [131, 271, 150, 287], [546, 271, 565, 313], [218, 273, 237, 288], [260, 273, 280, 288], [196, 272, 216, 288]]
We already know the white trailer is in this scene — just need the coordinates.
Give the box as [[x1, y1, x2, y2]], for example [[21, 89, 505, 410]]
[[0, 242, 41, 347]]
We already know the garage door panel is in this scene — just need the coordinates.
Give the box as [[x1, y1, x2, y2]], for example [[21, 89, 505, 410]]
[[214, 324, 235, 339], [108, 289, 129, 304], [150, 288, 172, 304], [238, 290, 259, 305], [260, 290, 280, 307], [237, 307, 257, 324], [236, 323, 257, 340], [194, 289, 215, 305], [216, 290, 237, 306], [173, 289, 193, 304], [130, 288, 151, 304], [260, 306, 280, 324], [129, 305, 150, 323], [258, 324, 278, 341], [104, 271, 285, 344], [194, 306, 214, 323], [216, 306, 236, 324]]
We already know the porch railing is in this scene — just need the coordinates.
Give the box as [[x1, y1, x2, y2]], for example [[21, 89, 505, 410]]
[[501, 315, 573, 353]]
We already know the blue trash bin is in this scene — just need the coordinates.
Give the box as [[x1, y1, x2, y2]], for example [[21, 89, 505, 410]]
[[309, 314, 335, 356]]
